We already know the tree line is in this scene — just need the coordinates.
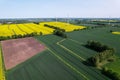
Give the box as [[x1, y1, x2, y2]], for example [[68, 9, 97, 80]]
[[44, 24, 65, 32], [44, 24, 67, 38], [0, 32, 42, 41], [53, 29, 67, 38], [85, 40, 114, 52]]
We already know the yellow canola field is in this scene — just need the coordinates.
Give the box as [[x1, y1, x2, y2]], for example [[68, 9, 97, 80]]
[[17, 24, 35, 34], [9, 24, 26, 35], [0, 25, 13, 37], [41, 22, 86, 32], [0, 22, 86, 37], [0, 47, 5, 80], [24, 23, 54, 35], [112, 32, 120, 35]]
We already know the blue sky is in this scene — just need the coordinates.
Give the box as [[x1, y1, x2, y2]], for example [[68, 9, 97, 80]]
[[0, 0, 120, 18]]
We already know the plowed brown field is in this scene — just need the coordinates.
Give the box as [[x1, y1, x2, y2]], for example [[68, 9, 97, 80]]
[[1, 37, 45, 70]]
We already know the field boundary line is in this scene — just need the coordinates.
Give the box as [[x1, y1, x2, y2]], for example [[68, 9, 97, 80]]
[[57, 39, 85, 61], [69, 38, 84, 45], [47, 48, 89, 80]]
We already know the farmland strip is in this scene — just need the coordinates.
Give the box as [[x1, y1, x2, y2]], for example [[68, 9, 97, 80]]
[[47, 48, 89, 80], [0, 45, 5, 80], [57, 39, 86, 61]]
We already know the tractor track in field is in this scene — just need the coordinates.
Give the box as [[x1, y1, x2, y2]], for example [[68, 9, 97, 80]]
[[16, 24, 28, 34], [47, 48, 89, 80], [38, 38, 89, 80], [23, 24, 37, 32], [31, 24, 52, 33], [42, 39, 91, 80]]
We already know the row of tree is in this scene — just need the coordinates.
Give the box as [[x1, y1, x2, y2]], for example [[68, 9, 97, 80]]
[[0, 32, 42, 41], [44, 24, 67, 38], [85, 40, 114, 52], [44, 24, 65, 32], [74, 29, 85, 31], [53, 29, 67, 38]]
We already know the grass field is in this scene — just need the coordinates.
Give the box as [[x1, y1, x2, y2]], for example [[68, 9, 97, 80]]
[[105, 59, 120, 75]]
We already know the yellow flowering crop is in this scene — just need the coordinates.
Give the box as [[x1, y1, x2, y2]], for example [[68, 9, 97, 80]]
[[0, 22, 86, 37], [24, 23, 54, 35], [112, 32, 120, 35], [42, 22, 86, 32], [17, 24, 35, 34], [0, 25, 13, 37], [9, 24, 26, 35], [0, 47, 5, 80]]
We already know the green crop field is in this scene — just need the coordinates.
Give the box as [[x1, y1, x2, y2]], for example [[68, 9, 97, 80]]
[[67, 27, 120, 56], [35, 35, 110, 80], [6, 26, 120, 80], [7, 50, 84, 80]]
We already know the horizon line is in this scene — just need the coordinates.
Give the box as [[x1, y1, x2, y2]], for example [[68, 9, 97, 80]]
[[0, 17, 120, 19]]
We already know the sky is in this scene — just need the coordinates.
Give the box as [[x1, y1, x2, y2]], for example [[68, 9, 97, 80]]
[[0, 0, 120, 18]]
